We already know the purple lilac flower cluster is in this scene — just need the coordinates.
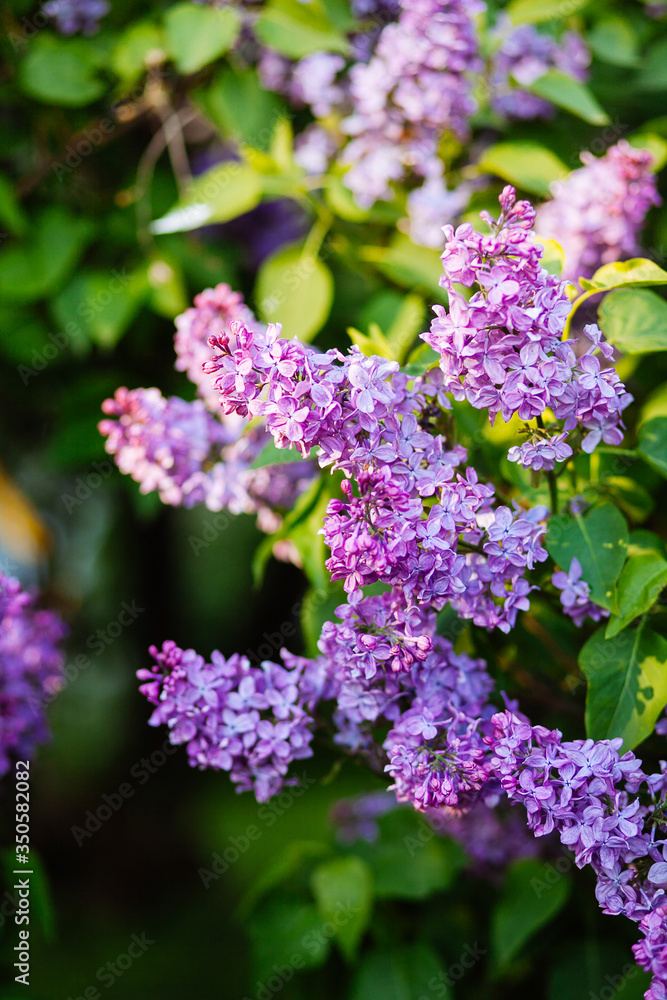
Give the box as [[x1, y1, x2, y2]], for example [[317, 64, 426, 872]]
[[424, 186, 633, 468], [206, 308, 549, 631], [0, 572, 66, 776], [489, 17, 590, 120], [43, 0, 109, 34], [552, 557, 610, 628], [490, 712, 667, 999], [536, 141, 661, 282], [138, 641, 333, 802], [100, 284, 314, 534], [339, 0, 484, 207]]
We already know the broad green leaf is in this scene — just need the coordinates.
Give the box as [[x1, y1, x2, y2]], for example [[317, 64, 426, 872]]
[[325, 176, 372, 222], [638, 417, 667, 477], [255, 0, 350, 58], [256, 243, 334, 342], [248, 899, 330, 977], [253, 474, 336, 590], [52, 269, 149, 349], [548, 939, 651, 1000], [526, 70, 609, 125], [202, 67, 285, 152], [602, 476, 653, 524], [385, 294, 426, 364], [547, 504, 629, 610], [606, 554, 667, 638], [19, 35, 107, 106], [348, 324, 394, 360], [640, 384, 667, 425], [534, 236, 564, 276], [360, 235, 447, 302], [506, 0, 590, 23], [249, 440, 316, 469], [598, 288, 667, 354], [146, 257, 189, 319], [587, 15, 639, 68], [580, 258, 667, 293], [0, 207, 91, 302], [164, 3, 241, 74], [477, 142, 568, 198], [492, 858, 570, 972], [238, 840, 329, 918], [151, 163, 263, 233], [350, 945, 449, 1000], [310, 855, 373, 960], [636, 37, 667, 92], [111, 22, 165, 81], [300, 582, 346, 658], [580, 625, 667, 749], [352, 809, 465, 900]]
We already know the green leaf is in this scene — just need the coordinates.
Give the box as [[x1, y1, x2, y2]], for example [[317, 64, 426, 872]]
[[506, 0, 591, 23], [636, 37, 667, 92], [52, 269, 148, 350], [580, 625, 667, 750], [249, 440, 315, 469], [492, 858, 570, 972], [638, 417, 667, 477], [111, 22, 165, 81], [534, 236, 565, 276], [238, 840, 329, 919], [325, 176, 372, 222], [353, 810, 465, 900], [350, 945, 449, 1000], [587, 15, 639, 68], [580, 258, 667, 293], [202, 67, 285, 151], [360, 234, 447, 302], [602, 476, 654, 524], [0, 207, 91, 303], [255, 0, 350, 58], [248, 899, 330, 977], [151, 163, 263, 233], [477, 142, 568, 198], [310, 856, 373, 960], [164, 2, 241, 74], [385, 294, 426, 365], [19, 35, 107, 106], [547, 504, 629, 610], [526, 70, 608, 125], [256, 243, 334, 343], [606, 554, 667, 638], [598, 288, 667, 354]]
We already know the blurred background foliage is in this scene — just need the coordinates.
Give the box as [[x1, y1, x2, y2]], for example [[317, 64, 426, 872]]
[[1, 0, 667, 996]]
